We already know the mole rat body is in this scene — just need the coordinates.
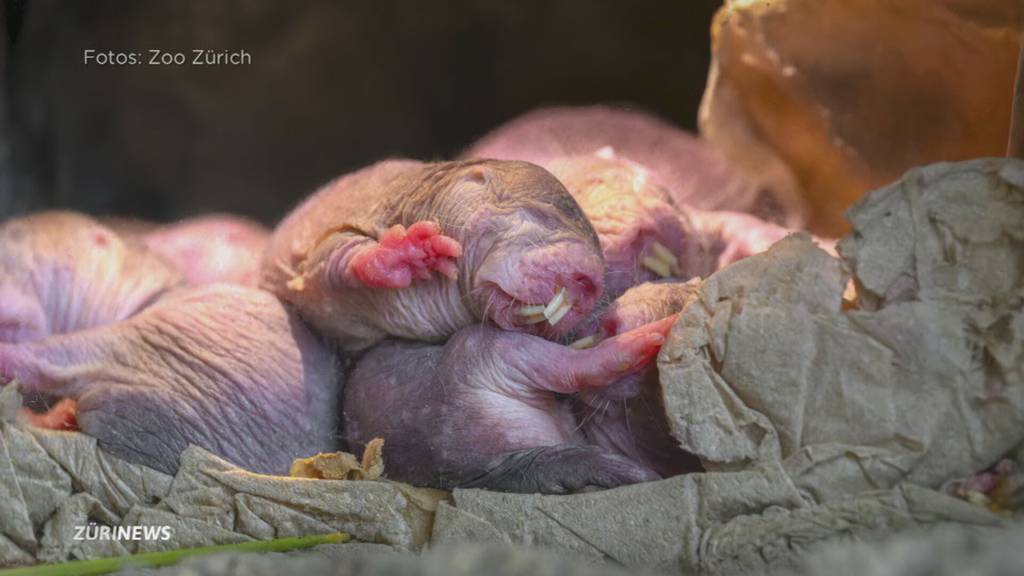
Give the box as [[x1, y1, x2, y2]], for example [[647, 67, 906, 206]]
[[0, 284, 340, 474], [0, 211, 183, 343], [343, 316, 675, 494], [464, 109, 809, 293], [262, 159, 605, 351], [109, 214, 271, 287], [462, 105, 797, 225]]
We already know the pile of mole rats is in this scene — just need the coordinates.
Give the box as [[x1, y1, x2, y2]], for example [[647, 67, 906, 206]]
[[0, 108, 1022, 575]]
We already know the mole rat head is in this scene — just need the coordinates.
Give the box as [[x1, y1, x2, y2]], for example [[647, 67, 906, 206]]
[[455, 160, 606, 339], [548, 154, 701, 298]]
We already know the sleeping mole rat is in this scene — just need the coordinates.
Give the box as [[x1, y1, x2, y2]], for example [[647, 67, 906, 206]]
[[462, 104, 801, 225], [343, 315, 676, 493], [262, 159, 606, 351], [463, 108, 814, 287], [541, 152, 717, 299], [107, 214, 270, 287], [0, 283, 340, 475], [0, 211, 188, 428], [0, 211, 184, 343]]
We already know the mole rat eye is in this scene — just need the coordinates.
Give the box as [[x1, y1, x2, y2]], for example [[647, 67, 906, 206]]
[[570, 272, 599, 298], [460, 166, 491, 186]]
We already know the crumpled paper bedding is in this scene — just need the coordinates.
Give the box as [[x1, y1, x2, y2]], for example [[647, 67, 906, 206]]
[[783, 520, 1024, 576], [659, 158, 1024, 501], [432, 464, 1007, 575], [0, 391, 447, 566], [1, 159, 1022, 575]]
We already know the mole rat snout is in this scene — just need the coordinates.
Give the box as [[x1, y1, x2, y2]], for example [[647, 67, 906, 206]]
[[475, 240, 605, 338]]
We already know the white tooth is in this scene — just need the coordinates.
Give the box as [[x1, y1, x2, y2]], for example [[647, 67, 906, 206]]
[[569, 335, 597, 349], [547, 301, 573, 326], [515, 304, 547, 316], [521, 313, 547, 324], [642, 256, 672, 278], [651, 241, 679, 268], [543, 287, 568, 320]]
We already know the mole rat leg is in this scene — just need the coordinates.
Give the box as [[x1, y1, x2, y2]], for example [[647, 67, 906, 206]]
[[519, 314, 677, 394], [20, 398, 78, 430], [456, 444, 660, 494], [318, 222, 463, 290], [0, 338, 97, 398], [443, 318, 676, 493]]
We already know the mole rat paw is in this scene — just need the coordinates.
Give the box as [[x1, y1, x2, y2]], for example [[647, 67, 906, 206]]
[[20, 398, 79, 431], [350, 221, 463, 288]]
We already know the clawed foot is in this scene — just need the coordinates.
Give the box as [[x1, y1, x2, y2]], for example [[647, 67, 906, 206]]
[[559, 314, 676, 393], [21, 398, 79, 431], [350, 222, 463, 288]]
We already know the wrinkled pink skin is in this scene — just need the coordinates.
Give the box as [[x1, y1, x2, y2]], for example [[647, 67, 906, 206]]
[[692, 210, 804, 270], [572, 281, 704, 478], [344, 316, 676, 493], [0, 212, 183, 343], [262, 159, 605, 351], [0, 212, 185, 426], [0, 284, 340, 475], [463, 108, 816, 292], [462, 105, 798, 225], [140, 215, 270, 287], [543, 154, 717, 298]]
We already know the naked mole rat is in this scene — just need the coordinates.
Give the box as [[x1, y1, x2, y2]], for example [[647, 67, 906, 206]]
[[0, 211, 186, 427], [262, 159, 606, 351], [462, 109, 811, 292], [462, 105, 801, 226], [107, 214, 270, 287], [541, 153, 717, 299], [0, 211, 184, 343], [343, 316, 676, 493], [0, 284, 340, 475]]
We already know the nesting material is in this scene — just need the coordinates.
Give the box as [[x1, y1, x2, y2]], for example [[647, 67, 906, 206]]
[[700, 0, 1023, 235], [0, 388, 445, 567], [659, 158, 1024, 499], [289, 438, 385, 481]]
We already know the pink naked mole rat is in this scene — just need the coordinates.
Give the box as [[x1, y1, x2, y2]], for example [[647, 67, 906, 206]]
[[0, 212, 186, 429], [0, 284, 340, 475], [541, 153, 717, 299], [109, 214, 271, 287], [343, 315, 677, 493], [462, 106, 808, 292], [0, 211, 184, 343], [261, 159, 607, 351], [462, 105, 802, 225]]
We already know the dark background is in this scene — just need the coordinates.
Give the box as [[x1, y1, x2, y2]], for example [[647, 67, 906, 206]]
[[1, 0, 720, 225]]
